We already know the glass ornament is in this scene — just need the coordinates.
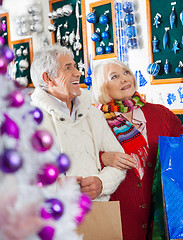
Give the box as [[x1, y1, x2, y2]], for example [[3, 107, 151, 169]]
[[2, 46, 14, 63], [124, 13, 135, 25], [30, 107, 43, 125], [101, 31, 109, 40], [75, 208, 86, 225], [152, 36, 160, 53], [0, 56, 8, 74], [127, 38, 138, 49], [153, 13, 161, 28], [79, 193, 92, 214], [175, 62, 183, 75], [41, 198, 64, 220], [170, 6, 176, 29], [6, 90, 25, 108], [147, 62, 160, 76], [86, 12, 97, 23], [96, 46, 104, 55], [122, 2, 134, 13], [84, 55, 92, 90], [0, 148, 23, 173], [56, 153, 71, 174], [91, 32, 100, 42], [1, 114, 19, 139], [163, 28, 169, 50], [0, 36, 5, 46], [38, 226, 55, 240], [172, 40, 180, 54], [105, 45, 112, 53], [164, 59, 169, 75], [99, 14, 108, 25], [180, 11, 183, 26], [125, 26, 137, 38], [37, 163, 59, 186], [31, 130, 53, 152]]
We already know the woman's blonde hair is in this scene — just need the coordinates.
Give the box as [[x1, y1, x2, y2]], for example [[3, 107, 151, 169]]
[[92, 59, 137, 104]]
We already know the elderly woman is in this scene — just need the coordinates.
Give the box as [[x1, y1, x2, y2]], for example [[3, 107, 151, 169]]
[[92, 59, 183, 240]]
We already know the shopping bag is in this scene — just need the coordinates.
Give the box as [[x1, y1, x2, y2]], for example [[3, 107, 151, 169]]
[[158, 135, 183, 240], [76, 201, 123, 240]]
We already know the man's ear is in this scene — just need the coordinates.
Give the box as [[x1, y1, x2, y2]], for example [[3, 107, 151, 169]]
[[42, 72, 55, 87]]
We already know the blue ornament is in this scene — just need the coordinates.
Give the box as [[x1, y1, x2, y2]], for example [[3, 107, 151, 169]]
[[180, 11, 183, 26], [153, 13, 161, 28], [123, 2, 134, 13], [175, 62, 183, 75], [105, 46, 112, 53], [115, 2, 123, 11], [101, 31, 109, 39], [115, 11, 123, 21], [172, 40, 180, 54], [139, 70, 147, 87], [164, 59, 169, 75], [124, 13, 135, 25], [86, 12, 97, 23], [170, 6, 176, 29], [91, 32, 100, 42], [99, 15, 108, 25], [147, 62, 160, 76], [125, 26, 137, 38], [163, 28, 169, 50], [152, 36, 160, 53], [84, 55, 92, 90], [116, 29, 124, 38], [178, 87, 183, 103], [115, 20, 123, 29], [96, 46, 104, 55], [127, 38, 138, 49]]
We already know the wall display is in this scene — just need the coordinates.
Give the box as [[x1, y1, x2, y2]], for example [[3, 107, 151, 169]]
[[87, 0, 117, 60], [49, 0, 88, 87], [10, 38, 33, 87], [146, 0, 183, 85], [0, 12, 11, 46]]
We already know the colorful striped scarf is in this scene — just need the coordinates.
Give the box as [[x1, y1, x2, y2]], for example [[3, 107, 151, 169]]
[[100, 92, 148, 179]]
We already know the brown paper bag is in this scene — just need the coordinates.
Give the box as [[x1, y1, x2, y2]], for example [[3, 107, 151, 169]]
[[76, 201, 123, 240]]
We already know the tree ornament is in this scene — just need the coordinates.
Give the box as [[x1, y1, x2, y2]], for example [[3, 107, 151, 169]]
[[163, 28, 169, 50], [41, 198, 64, 220], [175, 61, 183, 75], [172, 40, 180, 54], [79, 193, 92, 214], [6, 90, 25, 108], [99, 11, 109, 25], [31, 130, 53, 152], [0, 55, 8, 74], [1, 114, 19, 139], [152, 36, 160, 53], [56, 153, 71, 174], [147, 62, 160, 76], [91, 32, 100, 42], [127, 38, 138, 49], [164, 59, 169, 75], [75, 208, 86, 225], [2, 46, 14, 63], [124, 13, 135, 25], [170, 6, 176, 29], [30, 107, 43, 125], [38, 225, 55, 240], [86, 11, 97, 23], [37, 163, 59, 186], [153, 13, 161, 28], [125, 25, 137, 38], [0, 148, 23, 173], [180, 11, 183, 26], [84, 55, 92, 90], [122, 2, 134, 13], [96, 46, 104, 55]]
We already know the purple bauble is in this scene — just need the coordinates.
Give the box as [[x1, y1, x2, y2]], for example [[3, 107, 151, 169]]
[[3, 47, 14, 63], [37, 163, 59, 186], [0, 148, 23, 173], [0, 56, 8, 74], [79, 193, 92, 214], [0, 36, 5, 46], [30, 108, 43, 124], [1, 114, 19, 139], [75, 208, 86, 225], [6, 90, 24, 108], [38, 226, 55, 240], [31, 130, 53, 152], [2, 22, 6, 31], [56, 153, 71, 174], [41, 198, 64, 220]]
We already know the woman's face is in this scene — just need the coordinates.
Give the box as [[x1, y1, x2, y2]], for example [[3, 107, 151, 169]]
[[105, 63, 136, 101]]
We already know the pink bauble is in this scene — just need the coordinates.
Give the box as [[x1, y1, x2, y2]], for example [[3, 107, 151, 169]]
[[79, 193, 92, 213], [37, 163, 59, 186], [38, 225, 55, 240], [6, 90, 24, 108], [40, 198, 64, 220], [2, 22, 6, 32], [75, 208, 86, 225], [0, 56, 8, 74], [31, 130, 53, 152], [1, 114, 19, 139], [0, 37, 5, 46]]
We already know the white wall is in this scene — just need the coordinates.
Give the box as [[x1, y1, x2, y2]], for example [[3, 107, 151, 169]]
[[2, 0, 183, 111]]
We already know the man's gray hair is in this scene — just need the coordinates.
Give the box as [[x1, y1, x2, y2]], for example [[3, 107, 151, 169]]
[[30, 44, 74, 90]]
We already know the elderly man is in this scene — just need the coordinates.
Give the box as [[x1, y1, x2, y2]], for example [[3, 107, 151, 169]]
[[30, 44, 130, 201]]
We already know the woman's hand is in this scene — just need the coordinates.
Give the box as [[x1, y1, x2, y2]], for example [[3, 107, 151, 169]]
[[101, 152, 136, 170]]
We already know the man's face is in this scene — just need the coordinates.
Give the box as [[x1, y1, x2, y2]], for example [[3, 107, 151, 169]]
[[50, 54, 81, 101]]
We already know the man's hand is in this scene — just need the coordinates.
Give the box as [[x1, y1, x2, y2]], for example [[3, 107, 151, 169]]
[[101, 152, 137, 170], [80, 176, 102, 200]]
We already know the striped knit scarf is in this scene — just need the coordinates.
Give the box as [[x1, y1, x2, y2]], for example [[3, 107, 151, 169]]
[[100, 92, 148, 179]]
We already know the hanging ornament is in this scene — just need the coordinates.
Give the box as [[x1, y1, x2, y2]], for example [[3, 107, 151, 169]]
[[86, 11, 97, 23], [105, 42, 113, 53], [0, 148, 23, 173], [122, 2, 134, 13], [163, 27, 169, 50], [180, 11, 183, 25], [101, 24, 109, 40], [125, 25, 137, 38], [99, 10, 109, 25], [41, 198, 64, 220], [56, 153, 71, 174], [84, 54, 92, 90], [37, 163, 59, 186], [38, 225, 55, 240], [29, 107, 43, 125], [138, 70, 147, 87], [69, 29, 76, 46], [153, 13, 161, 28], [172, 40, 180, 54], [127, 38, 138, 49], [170, 6, 176, 29], [1, 114, 19, 139], [164, 59, 169, 75], [147, 61, 161, 76], [175, 61, 183, 75], [124, 13, 135, 25], [91, 32, 100, 42], [79, 193, 92, 214], [96, 46, 104, 55], [6, 90, 25, 108], [31, 130, 53, 152], [152, 36, 160, 53], [2, 46, 14, 63]]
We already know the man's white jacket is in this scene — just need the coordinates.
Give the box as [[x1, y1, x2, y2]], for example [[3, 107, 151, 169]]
[[31, 88, 126, 201]]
